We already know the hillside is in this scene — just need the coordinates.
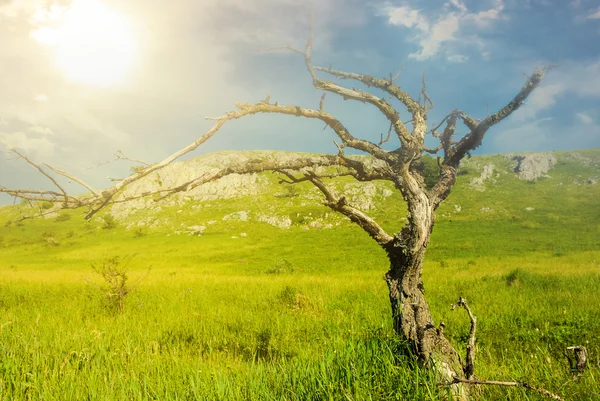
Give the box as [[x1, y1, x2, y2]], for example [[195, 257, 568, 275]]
[[1, 148, 598, 260], [0, 149, 599, 400]]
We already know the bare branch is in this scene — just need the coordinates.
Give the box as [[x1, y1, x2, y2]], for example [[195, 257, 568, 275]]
[[333, 140, 345, 156], [423, 144, 443, 154], [440, 113, 459, 158], [115, 150, 150, 166], [44, 164, 101, 197], [4, 96, 391, 219], [447, 66, 552, 165], [2, 141, 69, 202], [13, 205, 63, 222], [152, 154, 343, 201], [452, 297, 477, 379], [0, 188, 65, 200], [319, 93, 326, 111], [275, 169, 354, 185], [417, 71, 434, 112], [314, 66, 424, 117], [259, 45, 305, 56], [264, 20, 417, 148], [390, 64, 404, 83], [454, 111, 479, 131], [378, 123, 393, 146], [446, 377, 563, 401], [305, 173, 393, 246], [230, 102, 395, 163]]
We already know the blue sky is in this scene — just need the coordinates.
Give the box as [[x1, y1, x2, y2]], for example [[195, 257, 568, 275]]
[[0, 0, 599, 201]]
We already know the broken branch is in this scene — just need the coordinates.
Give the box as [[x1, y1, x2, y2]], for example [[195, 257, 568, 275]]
[[452, 296, 477, 379], [447, 377, 563, 401]]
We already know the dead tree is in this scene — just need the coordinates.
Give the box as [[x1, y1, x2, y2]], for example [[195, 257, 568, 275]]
[[1, 26, 550, 399]]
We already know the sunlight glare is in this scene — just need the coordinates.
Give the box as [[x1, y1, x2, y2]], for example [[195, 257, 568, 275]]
[[31, 0, 137, 86]]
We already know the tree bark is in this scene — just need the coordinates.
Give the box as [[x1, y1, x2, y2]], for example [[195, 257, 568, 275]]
[[383, 198, 469, 399]]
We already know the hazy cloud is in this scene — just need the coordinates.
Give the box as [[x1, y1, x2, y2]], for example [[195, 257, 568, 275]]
[[385, 5, 430, 31], [576, 112, 593, 124], [0, 0, 598, 204], [587, 7, 600, 19], [512, 83, 566, 122], [381, 0, 506, 61], [447, 54, 469, 63], [0, 130, 57, 157], [511, 59, 600, 123]]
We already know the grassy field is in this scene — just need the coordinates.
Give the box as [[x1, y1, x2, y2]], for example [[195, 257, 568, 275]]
[[1, 149, 599, 400]]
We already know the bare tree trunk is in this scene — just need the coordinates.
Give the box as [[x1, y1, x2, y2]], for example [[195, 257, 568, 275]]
[[384, 203, 469, 399]]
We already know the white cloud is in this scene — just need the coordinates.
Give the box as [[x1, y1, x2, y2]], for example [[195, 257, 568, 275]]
[[0, 0, 370, 195], [463, 0, 504, 28], [588, 7, 600, 19], [410, 13, 461, 60], [505, 59, 600, 126], [495, 117, 600, 153], [385, 5, 429, 31], [493, 117, 553, 153], [0, 131, 57, 157], [447, 0, 467, 14], [383, 1, 506, 61], [576, 112, 593, 124], [29, 125, 53, 135], [447, 53, 469, 63], [571, 60, 600, 96]]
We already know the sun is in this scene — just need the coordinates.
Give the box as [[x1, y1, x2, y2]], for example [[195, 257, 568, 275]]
[[31, 0, 137, 86]]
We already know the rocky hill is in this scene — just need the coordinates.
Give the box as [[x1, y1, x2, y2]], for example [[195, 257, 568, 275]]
[[2, 149, 599, 237], [100, 149, 598, 232]]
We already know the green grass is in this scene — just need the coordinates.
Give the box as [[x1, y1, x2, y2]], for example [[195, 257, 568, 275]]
[[0, 149, 599, 400]]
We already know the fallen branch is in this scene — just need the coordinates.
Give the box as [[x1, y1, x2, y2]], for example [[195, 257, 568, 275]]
[[447, 297, 563, 400], [452, 296, 476, 379], [447, 377, 564, 401]]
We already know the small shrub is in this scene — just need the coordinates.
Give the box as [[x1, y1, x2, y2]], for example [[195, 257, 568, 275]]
[[277, 285, 297, 306], [277, 285, 312, 311], [275, 186, 299, 198], [55, 212, 71, 222], [265, 259, 294, 274], [133, 228, 147, 238], [256, 328, 272, 360], [42, 231, 59, 246], [413, 154, 440, 189], [505, 268, 522, 287], [66, 230, 75, 238], [40, 201, 53, 210], [102, 214, 117, 230], [87, 256, 148, 313], [521, 221, 541, 229]]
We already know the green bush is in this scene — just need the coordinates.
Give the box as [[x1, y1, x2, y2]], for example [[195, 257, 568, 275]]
[[102, 214, 117, 230], [413, 154, 440, 189], [55, 212, 71, 222], [88, 256, 148, 313]]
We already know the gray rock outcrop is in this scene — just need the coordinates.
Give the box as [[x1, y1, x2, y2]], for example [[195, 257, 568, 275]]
[[508, 153, 557, 181]]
